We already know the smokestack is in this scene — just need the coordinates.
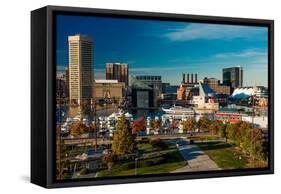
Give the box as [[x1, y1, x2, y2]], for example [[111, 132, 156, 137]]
[[191, 74, 194, 83], [182, 73, 186, 83], [195, 74, 198, 83], [187, 73, 190, 83]]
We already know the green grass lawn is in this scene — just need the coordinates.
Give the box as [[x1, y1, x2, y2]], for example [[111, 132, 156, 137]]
[[137, 143, 154, 151], [195, 141, 248, 169], [96, 151, 187, 177], [189, 135, 221, 142], [137, 141, 177, 152]]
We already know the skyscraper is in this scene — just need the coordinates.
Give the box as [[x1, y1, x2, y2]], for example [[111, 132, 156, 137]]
[[68, 35, 93, 105], [222, 66, 243, 89], [106, 63, 128, 86]]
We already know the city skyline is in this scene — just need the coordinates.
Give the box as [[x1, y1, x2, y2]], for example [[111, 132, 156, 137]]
[[54, 14, 269, 180], [56, 14, 268, 86]]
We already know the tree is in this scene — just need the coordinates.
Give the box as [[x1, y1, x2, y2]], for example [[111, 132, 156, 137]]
[[216, 121, 227, 142], [91, 122, 97, 133], [70, 121, 86, 137], [102, 153, 117, 170], [209, 120, 218, 135], [226, 123, 236, 142], [182, 118, 197, 133], [87, 122, 97, 138], [112, 114, 137, 155], [198, 117, 211, 132], [131, 117, 145, 133], [227, 121, 250, 145], [209, 120, 224, 135], [56, 127, 70, 179], [237, 121, 251, 146], [222, 120, 267, 162], [171, 120, 178, 130], [244, 128, 266, 160], [151, 119, 161, 132]]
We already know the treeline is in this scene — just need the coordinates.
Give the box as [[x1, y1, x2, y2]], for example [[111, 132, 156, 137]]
[[181, 117, 268, 161], [226, 121, 267, 161]]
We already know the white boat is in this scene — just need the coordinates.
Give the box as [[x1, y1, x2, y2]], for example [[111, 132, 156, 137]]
[[66, 117, 73, 123], [73, 115, 81, 121], [107, 110, 133, 121], [61, 127, 68, 132], [162, 105, 194, 115], [75, 153, 88, 160]]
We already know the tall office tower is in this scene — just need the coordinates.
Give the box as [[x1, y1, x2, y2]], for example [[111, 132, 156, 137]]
[[222, 66, 243, 89], [68, 35, 93, 105], [106, 63, 128, 86]]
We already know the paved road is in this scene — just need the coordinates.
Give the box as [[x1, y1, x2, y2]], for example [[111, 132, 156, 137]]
[[172, 144, 220, 173]]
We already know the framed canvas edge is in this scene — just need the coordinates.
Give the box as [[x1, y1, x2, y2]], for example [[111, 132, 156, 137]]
[[32, 5, 274, 188]]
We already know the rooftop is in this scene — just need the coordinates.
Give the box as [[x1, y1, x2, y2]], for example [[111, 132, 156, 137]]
[[95, 79, 119, 83]]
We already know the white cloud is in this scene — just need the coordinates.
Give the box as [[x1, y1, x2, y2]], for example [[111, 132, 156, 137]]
[[214, 49, 267, 58], [164, 23, 267, 41], [129, 65, 199, 74]]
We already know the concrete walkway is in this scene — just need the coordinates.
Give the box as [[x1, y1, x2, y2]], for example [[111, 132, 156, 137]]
[[172, 144, 220, 173]]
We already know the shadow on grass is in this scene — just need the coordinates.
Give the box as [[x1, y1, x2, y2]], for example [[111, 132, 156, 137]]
[[195, 141, 232, 151]]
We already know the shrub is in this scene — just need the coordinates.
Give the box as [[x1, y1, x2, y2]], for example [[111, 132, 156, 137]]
[[152, 157, 166, 165], [138, 160, 154, 168], [102, 153, 118, 170], [61, 172, 70, 179], [150, 138, 160, 144], [139, 137, 149, 143], [137, 156, 166, 168], [164, 151, 184, 163], [79, 168, 89, 175], [150, 138, 168, 150], [120, 162, 135, 170], [102, 153, 117, 164]]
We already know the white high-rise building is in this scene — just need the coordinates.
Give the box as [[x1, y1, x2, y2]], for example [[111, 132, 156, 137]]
[[68, 35, 93, 105]]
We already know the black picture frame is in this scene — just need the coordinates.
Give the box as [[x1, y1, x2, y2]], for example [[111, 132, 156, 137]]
[[31, 5, 274, 188]]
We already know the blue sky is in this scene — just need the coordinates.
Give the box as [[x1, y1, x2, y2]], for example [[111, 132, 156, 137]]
[[56, 14, 268, 86]]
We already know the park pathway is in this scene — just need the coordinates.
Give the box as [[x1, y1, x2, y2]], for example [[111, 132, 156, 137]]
[[172, 144, 220, 173]]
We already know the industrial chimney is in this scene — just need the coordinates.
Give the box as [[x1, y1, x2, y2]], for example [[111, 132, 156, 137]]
[[182, 73, 186, 83]]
